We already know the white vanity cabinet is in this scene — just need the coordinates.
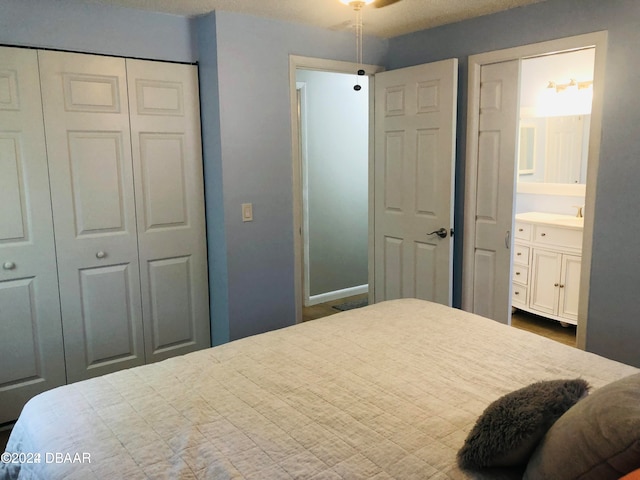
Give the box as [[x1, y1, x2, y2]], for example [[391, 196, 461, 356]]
[[512, 212, 583, 325]]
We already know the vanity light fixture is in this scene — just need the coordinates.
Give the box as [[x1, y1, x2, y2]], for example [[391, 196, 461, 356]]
[[537, 78, 593, 117]]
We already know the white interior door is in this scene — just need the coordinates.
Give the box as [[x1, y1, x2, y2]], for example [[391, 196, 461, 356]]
[[470, 60, 520, 322], [126, 59, 210, 362], [39, 50, 145, 382], [0, 47, 66, 422], [373, 59, 458, 305]]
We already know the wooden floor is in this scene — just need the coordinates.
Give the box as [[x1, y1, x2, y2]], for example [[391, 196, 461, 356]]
[[303, 297, 576, 347], [511, 308, 576, 347], [302, 293, 369, 322]]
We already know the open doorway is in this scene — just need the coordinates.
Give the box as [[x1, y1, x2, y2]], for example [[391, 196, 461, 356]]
[[296, 69, 369, 319], [289, 56, 383, 324], [462, 31, 607, 351], [511, 48, 595, 344]]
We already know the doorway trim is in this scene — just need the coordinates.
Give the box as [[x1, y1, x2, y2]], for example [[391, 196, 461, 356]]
[[289, 55, 384, 323], [462, 31, 608, 350]]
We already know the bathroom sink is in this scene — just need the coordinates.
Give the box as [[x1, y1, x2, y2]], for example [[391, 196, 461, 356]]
[[515, 212, 584, 229]]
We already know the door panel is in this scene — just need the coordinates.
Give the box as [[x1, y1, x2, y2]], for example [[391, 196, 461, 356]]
[[473, 250, 497, 315], [530, 249, 561, 315], [147, 257, 193, 352], [67, 132, 128, 234], [0, 279, 40, 384], [38, 50, 145, 383], [80, 265, 139, 367], [559, 254, 581, 321], [415, 242, 436, 299], [472, 60, 520, 322], [126, 59, 210, 362], [416, 129, 439, 214], [0, 47, 65, 422], [383, 237, 403, 300], [374, 59, 458, 305], [138, 133, 188, 229]]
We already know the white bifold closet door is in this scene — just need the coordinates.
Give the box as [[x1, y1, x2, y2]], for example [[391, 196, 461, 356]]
[[0, 47, 66, 423], [39, 51, 210, 383], [39, 51, 145, 382], [126, 59, 210, 364]]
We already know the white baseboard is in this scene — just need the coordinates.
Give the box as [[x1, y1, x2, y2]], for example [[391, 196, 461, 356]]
[[305, 284, 368, 307]]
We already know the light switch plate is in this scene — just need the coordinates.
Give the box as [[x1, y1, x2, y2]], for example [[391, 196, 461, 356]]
[[242, 203, 253, 222]]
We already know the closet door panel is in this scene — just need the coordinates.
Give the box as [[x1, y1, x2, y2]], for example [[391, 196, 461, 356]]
[[79, 265, 139, 366], [0, 47, 65, 423], [67, 132, 128, 234], [39, 51, 145, 383], [126, 59, 210, 362]]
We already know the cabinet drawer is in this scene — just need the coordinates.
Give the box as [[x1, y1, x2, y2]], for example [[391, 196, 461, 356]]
[[533, 225, 582, 249], [512, 283, 528, 306], [513, 244, 530, 265], [514, 222, 532, 241], [513, 264, 529, 285]]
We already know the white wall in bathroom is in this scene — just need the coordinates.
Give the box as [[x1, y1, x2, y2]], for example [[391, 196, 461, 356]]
[[515, 192, 585, 217]]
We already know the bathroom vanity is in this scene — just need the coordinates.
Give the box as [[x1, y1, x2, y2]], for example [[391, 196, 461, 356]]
[[512, 212, 584, 326]]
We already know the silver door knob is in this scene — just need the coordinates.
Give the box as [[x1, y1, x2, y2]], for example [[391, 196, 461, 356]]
[[3, 261, 15, 270], [427, 228, 448, 239], [96, 251, 106, 259]]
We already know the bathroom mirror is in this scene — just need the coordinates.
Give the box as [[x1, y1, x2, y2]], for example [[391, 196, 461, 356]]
[[517, 114, 590, 189]]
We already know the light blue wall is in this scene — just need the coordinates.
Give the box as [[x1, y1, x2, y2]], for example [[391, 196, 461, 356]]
[[198, 11, 388, 342], [388, 0, 640, 367], [0, 0, 196, 62], [194, 13, 229, 346], [296, 70, 369, 298]]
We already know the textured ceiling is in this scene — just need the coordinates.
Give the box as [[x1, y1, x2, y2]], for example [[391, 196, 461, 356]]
[[83, 0, 547, 38]]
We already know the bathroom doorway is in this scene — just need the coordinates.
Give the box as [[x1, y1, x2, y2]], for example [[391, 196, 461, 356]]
[[462, 31, 607, 350], [511, 48, 595, 343]]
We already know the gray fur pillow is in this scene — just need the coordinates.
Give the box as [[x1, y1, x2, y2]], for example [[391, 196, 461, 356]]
[[458, 378, 590, 470]]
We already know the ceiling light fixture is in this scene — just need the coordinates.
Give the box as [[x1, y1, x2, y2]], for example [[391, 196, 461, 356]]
[[339, 0, 375, 91]]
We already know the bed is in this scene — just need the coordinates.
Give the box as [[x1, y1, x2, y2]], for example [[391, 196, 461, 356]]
[[2, 299, 639, 479]]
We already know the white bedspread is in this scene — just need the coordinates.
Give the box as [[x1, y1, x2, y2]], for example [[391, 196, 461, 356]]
[[2, 299, 637, 479]]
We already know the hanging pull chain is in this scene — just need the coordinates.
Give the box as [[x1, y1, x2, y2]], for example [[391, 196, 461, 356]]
[[353, 2, 365, 91]]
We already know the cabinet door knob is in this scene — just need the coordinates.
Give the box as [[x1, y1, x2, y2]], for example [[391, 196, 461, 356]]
[[559, 284, 565, 288], [554, 283, 559, 287], [540, 233, 546, 237], [515, 272, 520, 276], [96, 251, 106, 259], [3, 261, 15, 270]]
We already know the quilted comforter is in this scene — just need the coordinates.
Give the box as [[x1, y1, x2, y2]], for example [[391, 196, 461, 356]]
[[2, 299, 637, 479]]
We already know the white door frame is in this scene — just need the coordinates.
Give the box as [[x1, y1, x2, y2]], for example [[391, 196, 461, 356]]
[[462, 31, 608, 350], [289, 55, 384, 323]]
